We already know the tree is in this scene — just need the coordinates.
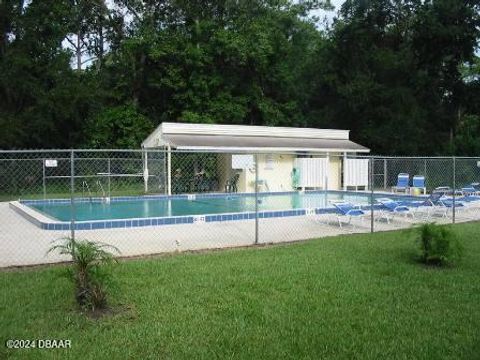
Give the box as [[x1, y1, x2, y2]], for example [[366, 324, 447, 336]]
[[308, 0, 480, 155], [1, 0, 479, 154], [410, 0, 480, 150], [84, 103, 154, 148], [65, 0, 113, 71], [0, 0, 104, 148], [105, 0, 329, 128]]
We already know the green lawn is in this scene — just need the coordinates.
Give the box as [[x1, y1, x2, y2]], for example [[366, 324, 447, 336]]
[[1, 223, 480, 359]]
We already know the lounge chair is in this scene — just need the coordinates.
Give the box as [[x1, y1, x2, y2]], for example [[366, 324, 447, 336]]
[[461, 184, 480, 196], [454, 194, 480, 217], [392, 173, 410, 193], [408, 192, 466, 220], [433, 186, 452, 195], [411, 175, 426, 195], [403, 192, 442, 220], [434, 197, 467, 218], [433, 186, 463, 196], [330, 201, 367, 229], [457, 193, 480, 202], [376, 198, 413, 223]]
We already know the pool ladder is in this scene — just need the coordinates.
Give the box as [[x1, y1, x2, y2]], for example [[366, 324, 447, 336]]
[[96, 180, 110, 203], [82, 181, 93, 203], [82, 180, 109, 203]]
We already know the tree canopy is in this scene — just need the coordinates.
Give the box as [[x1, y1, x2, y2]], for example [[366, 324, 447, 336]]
[[1, 0, 479, 155]]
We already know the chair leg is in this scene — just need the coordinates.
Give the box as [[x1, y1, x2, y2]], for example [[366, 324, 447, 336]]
[[347, 216, 353, 229], [351, 220, 356, 231], [378, 211, 390, 224]]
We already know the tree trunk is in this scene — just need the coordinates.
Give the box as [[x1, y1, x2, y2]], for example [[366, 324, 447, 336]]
[[76, 32, 82, 70], [96, 25, 104, 71]]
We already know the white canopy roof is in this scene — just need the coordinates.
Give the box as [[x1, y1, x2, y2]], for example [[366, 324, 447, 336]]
[[142, 123, 370, 153]]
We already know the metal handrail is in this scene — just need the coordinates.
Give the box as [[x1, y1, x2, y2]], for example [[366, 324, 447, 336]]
[[82, 181, 93, 202]]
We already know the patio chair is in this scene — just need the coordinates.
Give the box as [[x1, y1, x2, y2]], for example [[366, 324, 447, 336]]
[[454, 194, 480, 218], [409, 192, 466, 220], [193, 173, 209, 193], [392, 173, 410, 193], [330, 201, 367, 229], [225, 173, 240, 193], [434, 197, 467, 218], [457, 193, 480, 202], [403, 192, 442, 220], [411, 175, 426, 195], [433, 186, 464, 196], [461, 183, 480, 196], [375, 198, 413, 224]]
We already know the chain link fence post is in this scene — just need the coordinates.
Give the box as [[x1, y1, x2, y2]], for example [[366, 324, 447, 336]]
[[254, 153, 259, 245], [42, 157, 46, 200], [452, 156, 456, 224], [383, 158, 387, 190], [370, 156, 374, 233], [70, 149, 76, 242], [107, 156, 111, 198]]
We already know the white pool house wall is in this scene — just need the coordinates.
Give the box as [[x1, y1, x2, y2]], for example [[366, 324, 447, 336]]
[[141, 123, 370, 195], [221, 152, 356, 193]]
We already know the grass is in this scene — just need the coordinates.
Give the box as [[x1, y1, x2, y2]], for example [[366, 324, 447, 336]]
[[1, 223, 480, 359]]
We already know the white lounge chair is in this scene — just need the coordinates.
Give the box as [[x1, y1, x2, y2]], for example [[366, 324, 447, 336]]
[[330, 201, 367, 229], [376, 198, 414, 223]]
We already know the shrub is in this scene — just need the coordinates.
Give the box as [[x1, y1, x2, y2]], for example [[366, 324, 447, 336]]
[[416, 223, 463, 266], [49, 238, 120, 312]]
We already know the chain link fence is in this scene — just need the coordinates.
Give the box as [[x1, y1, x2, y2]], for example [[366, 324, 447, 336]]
[[1, 150, 479, 267]]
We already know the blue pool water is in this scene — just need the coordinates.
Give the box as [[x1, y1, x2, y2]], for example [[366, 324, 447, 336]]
[[30, 192, 383, 222]]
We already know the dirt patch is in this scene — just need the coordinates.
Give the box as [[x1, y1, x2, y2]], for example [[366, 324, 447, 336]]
[[85, 303, 137, 320]]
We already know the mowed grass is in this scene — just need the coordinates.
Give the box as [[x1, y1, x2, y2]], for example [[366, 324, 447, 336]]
[[1, 223, 480, 359]]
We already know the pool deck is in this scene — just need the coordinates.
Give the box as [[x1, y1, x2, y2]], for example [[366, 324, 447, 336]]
[[1, 201, 479, 268]]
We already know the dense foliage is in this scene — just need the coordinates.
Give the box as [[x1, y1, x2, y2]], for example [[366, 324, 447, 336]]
[[1, 0, 479, 154], [416, 223, 463, 266]]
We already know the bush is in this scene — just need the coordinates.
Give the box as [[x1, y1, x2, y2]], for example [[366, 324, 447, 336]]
[[416, 223, 463, 266], [49, 238, 120, 312]]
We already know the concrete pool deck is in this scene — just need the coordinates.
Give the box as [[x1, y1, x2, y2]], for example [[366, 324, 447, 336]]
[[1, 201, 479, 268]]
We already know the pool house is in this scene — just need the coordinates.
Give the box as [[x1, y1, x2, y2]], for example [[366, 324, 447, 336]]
[[142, 123, 370, 195]]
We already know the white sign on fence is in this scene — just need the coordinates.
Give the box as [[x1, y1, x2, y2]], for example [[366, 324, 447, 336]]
[[44, 159, 58, 168]]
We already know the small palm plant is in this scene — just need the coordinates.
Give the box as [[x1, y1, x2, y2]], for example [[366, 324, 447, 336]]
[[49, 237, 120, 311]]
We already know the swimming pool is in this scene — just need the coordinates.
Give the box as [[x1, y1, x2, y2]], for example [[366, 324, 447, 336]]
[[10, 191, 412, 230], [31, 191, 377, 221]]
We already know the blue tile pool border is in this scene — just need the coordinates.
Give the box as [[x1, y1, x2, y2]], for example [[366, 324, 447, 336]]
[[11, 191, 418, 231]]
